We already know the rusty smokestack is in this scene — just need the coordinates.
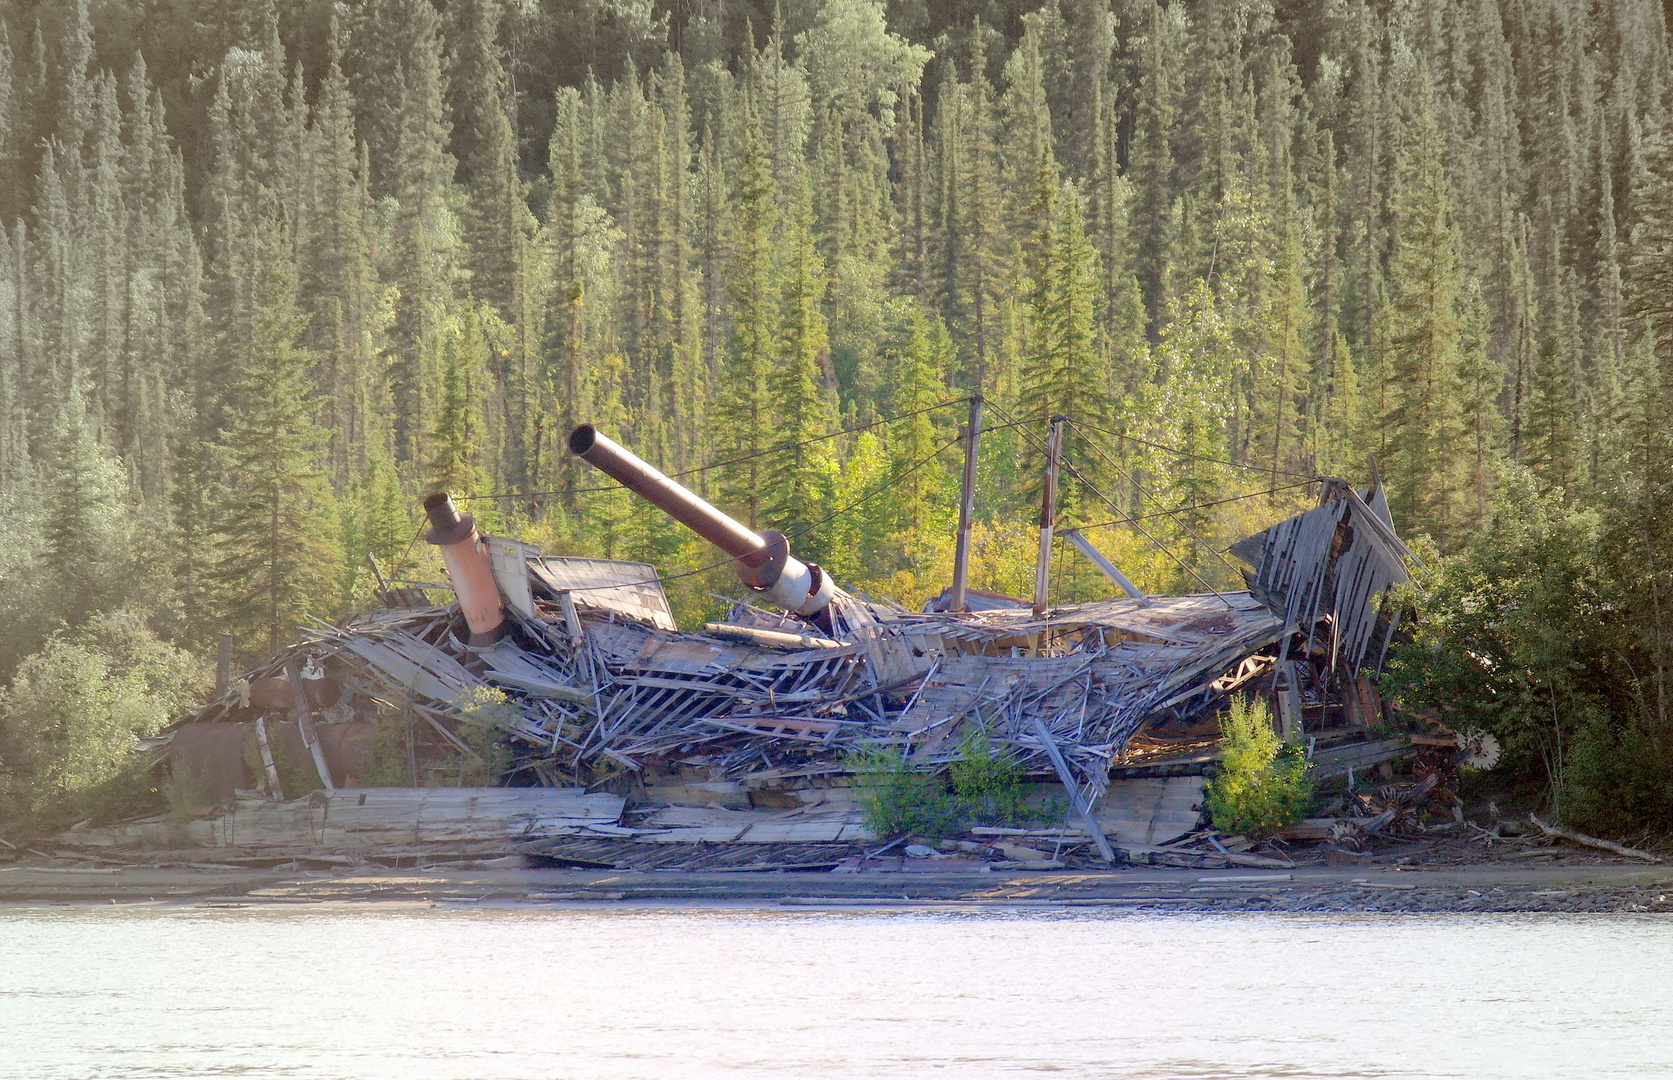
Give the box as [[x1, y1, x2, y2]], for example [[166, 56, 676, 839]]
[[424, 492, 506, 645], [568, 424, 836, 617]]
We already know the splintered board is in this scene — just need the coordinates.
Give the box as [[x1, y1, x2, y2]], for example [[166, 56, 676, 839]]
[[1093, 776, 1207, 846], [319, 788, 626, 846]]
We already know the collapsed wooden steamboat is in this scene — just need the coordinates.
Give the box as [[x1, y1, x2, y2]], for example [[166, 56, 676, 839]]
[[78, 409, 1429, 870]]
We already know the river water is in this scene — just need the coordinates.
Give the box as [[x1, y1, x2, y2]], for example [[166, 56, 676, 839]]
[[2, 905, 1669, 1079]]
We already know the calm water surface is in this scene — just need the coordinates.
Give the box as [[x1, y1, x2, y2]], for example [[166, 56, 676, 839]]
[[1, 905, 1669, 1079]]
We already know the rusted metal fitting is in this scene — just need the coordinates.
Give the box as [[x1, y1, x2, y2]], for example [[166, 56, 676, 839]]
[[568, 424, 836, 617], [423, 491, 506, 645]]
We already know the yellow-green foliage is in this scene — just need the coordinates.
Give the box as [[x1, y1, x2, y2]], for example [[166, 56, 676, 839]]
[[948, 727, 1032, 826], [1205, 696, 1313, 838], [452, 686, 518, 785], [3, 611, 210, 817], [845, 742, 957, 839]]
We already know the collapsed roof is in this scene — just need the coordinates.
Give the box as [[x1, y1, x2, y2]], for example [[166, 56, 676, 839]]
[[170, 464, 1413, 823]]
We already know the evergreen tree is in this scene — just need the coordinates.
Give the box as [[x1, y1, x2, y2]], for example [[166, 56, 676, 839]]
[[207, 224, 331, 658], [426, 308, 493, 500], [712, 101, 778, 527], [764, 177, 836, 550], [889, 304, 955, 533], [933, 33, 1007, 392], [1017, 176, 1112, 510], [384, 0, 456, 467], [1383, 74, 1469, 548], [40, 386, 130, 630], [301, 16, 379, 486]]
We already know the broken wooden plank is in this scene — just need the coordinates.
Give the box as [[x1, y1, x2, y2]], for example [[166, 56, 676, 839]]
[[1529, 813, 1660, 863], [254, 716, 283, 799], [1030, 716, 1116, 863], [285, 655, 334, 791]]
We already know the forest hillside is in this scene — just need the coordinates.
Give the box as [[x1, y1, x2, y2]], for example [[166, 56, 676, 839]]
[[3, 0, 1673, 829]]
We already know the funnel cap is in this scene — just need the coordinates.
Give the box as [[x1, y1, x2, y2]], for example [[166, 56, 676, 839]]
[[423, 492, 476, 545]]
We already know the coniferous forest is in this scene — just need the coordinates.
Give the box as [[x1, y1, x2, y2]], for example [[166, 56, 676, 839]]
[[5, 0, 1673, 829]]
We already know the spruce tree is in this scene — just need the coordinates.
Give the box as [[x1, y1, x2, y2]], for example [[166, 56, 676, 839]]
[[301, 16, 379, 486], [712, 101, 778, 528], [1384, 75, 1469, 548], [765, 177, 836, 552], [1017, 176, 1112, 511], [385, 0, 457, 467], [889, 304, 955, 534], [41, 385, 130, 630], [425, 308, 494, 502], [207, 223, 331, 658]]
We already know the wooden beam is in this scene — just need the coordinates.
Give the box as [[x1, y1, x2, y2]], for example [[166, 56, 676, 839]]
[[1032, 416, 1065, 618], [949, 394, 984, 613], [1030, 716, 1117, 863], [1275, 659, 1304, 744], [285, 655, 335, 792], [1062, 527, 1149, 604], [254, 716, 284, 800], [215, 633, 232, 699]]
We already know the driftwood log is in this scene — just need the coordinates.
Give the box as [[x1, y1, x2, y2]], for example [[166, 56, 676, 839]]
[[1529, 813, 1660, 864]]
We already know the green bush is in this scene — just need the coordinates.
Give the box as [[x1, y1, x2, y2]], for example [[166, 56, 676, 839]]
[[847, 729, 1058, 839], [1560, 707, 1673, 837], [948, 726, 1033, 826], [1205, 696, 1313, 838], [845, 742, 958, 839], [3, 611, 210, 820], [452, 686, 519, 786]]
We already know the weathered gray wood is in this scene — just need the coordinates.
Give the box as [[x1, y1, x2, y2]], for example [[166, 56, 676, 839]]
[[285, 655, 334, 791], [950, 393, 984, 612], [1275, 660, 1304, 744], [1094, 776, 1206, 845], [1529, 813, 1660, 862], [254, 716, 283, 799], [1031, 716, 1116, 863], [216, 633, 232, 698], [485, 536, 540, 617], [1032, 416, 1065, 618]]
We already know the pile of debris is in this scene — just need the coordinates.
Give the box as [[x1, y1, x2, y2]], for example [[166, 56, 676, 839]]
[[63, 424, 1432, 870]]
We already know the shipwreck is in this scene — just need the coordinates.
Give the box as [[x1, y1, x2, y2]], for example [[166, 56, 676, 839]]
[[73, 409, 1438, 872]]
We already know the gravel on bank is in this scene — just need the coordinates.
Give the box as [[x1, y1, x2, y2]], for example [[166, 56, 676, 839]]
[[4, 858, 1673, 914]]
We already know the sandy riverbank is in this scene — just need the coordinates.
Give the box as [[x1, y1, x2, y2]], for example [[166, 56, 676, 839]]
[[5, 858, 1673, 914]]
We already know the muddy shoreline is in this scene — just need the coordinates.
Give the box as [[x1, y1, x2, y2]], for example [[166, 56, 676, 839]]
[[5, 858, 1673, 915]]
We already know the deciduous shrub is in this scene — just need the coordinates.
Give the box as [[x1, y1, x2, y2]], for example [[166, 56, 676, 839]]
[[948, 726, 1033, 826], [845, 742, 958, 839], [3, 611, 209, 820], [1205, 696, 1313, 838]]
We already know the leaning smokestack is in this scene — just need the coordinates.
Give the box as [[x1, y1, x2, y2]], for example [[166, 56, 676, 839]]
[[423, 492, 506, 646], [568, 424, 836, 618]]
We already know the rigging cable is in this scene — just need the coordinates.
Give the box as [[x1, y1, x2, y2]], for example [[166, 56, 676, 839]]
[[983, 401, 1235, 608], [1067, 477, 1318, 532], [1063, 419, 1253, 586], [459, 397, 971, 502], [1064, 417, 1324, 483]]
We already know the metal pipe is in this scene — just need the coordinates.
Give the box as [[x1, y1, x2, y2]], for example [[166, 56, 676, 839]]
[[423, 492, 507, 645], [568, 425, 836, 617], [949, 394, 984, 613], [569, 424, 767, 564], [1032, 416, 1065, 618]]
